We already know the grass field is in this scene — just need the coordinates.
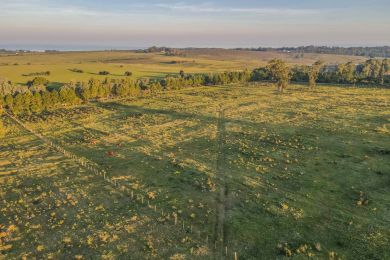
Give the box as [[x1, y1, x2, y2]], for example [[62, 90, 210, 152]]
[[1, 83, 389, 259], [0, 50, 367, 85]]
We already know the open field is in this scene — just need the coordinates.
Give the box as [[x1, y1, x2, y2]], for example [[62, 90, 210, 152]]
[[1, 83, 389, 259], [0, 50, 368, 85]]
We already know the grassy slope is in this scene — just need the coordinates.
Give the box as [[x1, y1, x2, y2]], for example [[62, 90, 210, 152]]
[[1, 84, 389, 259]]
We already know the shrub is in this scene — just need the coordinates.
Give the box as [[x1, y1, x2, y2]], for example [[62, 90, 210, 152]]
[[23, 71, 50, 77], [124, 71, 133, 77], [99, 71, 110, 75], [70, 68, 84, 73]]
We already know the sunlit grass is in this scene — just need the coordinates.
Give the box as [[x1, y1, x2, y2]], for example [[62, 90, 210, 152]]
[[1, 83, 389, 259]]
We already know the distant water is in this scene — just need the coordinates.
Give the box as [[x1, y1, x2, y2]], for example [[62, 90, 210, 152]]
[[0, 44, 147, 52]]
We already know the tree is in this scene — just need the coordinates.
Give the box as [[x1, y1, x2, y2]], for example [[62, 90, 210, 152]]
[[337, 62, 356, 84], [41, 91, 52, 110], [12, 93, 27, 115], [88, 78, 100, 99], [30, 92, 43, 113], [149, 81, 163, 93], [362, 59, 381, 83], [291, 66, 308, 82], [307, 61, 324, 89], [0, 95, 4, 110], [267, 59, 291, 93], [0, 119, 5, 138], [78, 83, 92, 101], [4, 94, 14, 110], [251, 67, 271, 81], [25, 92, 32, 114], [0, 78, 14, 96], [113, 83, 127, 97], [0, 93, 4, 137], [379, 59, 390, 85], [59, 87, 80, 106]]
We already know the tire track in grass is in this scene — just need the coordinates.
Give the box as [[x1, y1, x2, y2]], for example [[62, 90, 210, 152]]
[[214, 107, 230, 258]]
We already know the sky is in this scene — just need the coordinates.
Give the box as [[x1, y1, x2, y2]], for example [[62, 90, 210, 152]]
[[1, 0, 390, 50]]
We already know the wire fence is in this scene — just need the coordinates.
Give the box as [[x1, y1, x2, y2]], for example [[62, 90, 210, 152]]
[[5, 110, 240, 259]]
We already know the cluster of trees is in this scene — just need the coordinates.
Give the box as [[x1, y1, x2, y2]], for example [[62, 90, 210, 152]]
[[235, 46, 390, 58], [1, 87, 81, 115], [253, 58, 390, 93], [0, 70, 254, 116], [0, 78, 145, 115], [145, 46, 183, 56], [289, 59, 390, 85], [1, 77, 33, 96]]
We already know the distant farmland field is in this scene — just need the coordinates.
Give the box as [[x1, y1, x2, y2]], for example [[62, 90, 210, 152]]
[[1, 83, 389, 259], [0, 50, 368, 85]]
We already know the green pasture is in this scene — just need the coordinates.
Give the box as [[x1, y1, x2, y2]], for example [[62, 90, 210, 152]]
[[1, 83, 389, 259]]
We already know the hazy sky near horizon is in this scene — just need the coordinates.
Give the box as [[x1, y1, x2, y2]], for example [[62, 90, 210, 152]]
[[1, 0, 390, 49]]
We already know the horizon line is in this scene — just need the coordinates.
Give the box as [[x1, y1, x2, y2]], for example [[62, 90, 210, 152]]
[[1, 45, 390, 52]]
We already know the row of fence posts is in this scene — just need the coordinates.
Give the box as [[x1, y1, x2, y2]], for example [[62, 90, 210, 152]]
[[5, 111, 239, 259]]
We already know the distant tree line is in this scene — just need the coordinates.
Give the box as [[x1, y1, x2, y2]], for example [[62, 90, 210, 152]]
[[1, 58, 389, 116], [288, 59, 390, 85], [235, 46, 390, 58], [251, 59, 390, 86], [0, 49, 33, 54], [144, 46, 184, 56]]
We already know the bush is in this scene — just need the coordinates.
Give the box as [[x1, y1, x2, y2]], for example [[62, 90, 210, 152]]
[[22, 71, 50, 77], [99, 71, 110, 75], [124, 71, 133, 77], [70, 68, 84, 73]]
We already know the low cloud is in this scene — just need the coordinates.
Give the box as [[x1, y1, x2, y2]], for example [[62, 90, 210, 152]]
[[155, 3, 319, 16]]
